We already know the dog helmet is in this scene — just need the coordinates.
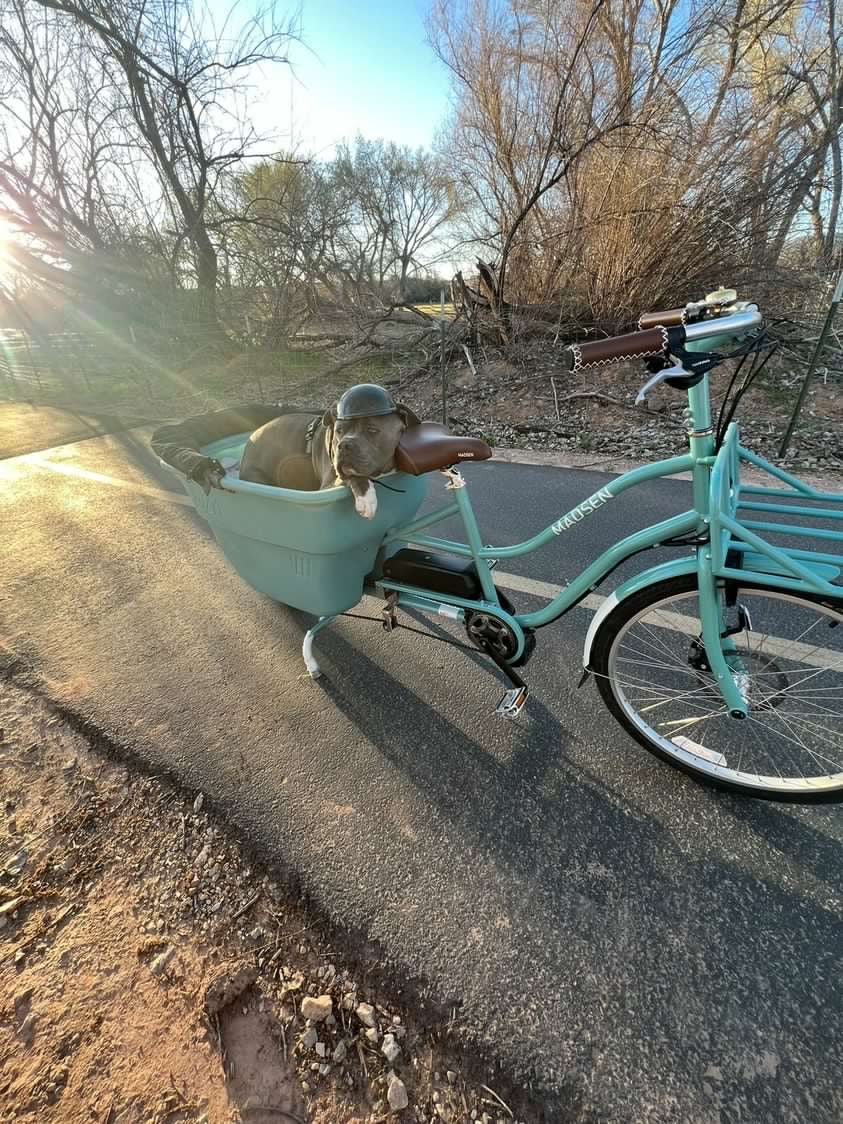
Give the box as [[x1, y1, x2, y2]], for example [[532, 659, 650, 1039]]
[[336, 384, 397, 419]]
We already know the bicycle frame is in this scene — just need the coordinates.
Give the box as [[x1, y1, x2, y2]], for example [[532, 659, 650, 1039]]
[[377, 378, 717, 625], [367, 373, 843, 715], [378, 452, 698, 629]]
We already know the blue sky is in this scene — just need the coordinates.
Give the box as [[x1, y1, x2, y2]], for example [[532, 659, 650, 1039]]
[[245, 0, 452, 156]]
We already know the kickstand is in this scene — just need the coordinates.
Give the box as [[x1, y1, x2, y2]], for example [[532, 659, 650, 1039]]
[[478, 640, 529, 719], [381, 592, 398, 632], [302, 615, 337, 679]]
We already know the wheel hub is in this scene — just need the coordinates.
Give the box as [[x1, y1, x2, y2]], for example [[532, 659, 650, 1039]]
[[687, 645, 789, 711]]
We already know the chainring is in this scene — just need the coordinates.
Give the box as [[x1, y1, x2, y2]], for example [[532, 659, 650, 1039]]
[[465, 590, 536, 667]]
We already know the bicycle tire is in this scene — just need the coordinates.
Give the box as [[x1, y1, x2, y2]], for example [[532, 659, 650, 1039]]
[[591, 574, 843, 802]]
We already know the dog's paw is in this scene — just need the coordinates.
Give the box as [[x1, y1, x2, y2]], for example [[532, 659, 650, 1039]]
[[353, 480, 378, 520]]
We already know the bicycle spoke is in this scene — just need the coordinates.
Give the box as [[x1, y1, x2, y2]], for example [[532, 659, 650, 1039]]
[[604, 584, 843, 796], [745, 713, 841, 773], [657, 709, 729, 736], [758, 708, 842, 755]]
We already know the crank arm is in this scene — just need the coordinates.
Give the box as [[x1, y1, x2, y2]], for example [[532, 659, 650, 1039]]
[[477, 639, 529, 719]]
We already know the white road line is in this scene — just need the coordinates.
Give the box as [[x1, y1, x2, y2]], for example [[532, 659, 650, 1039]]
[[492, 569, 604, 613], [17, 456, 841, 668], [493, 570, 840, 669]]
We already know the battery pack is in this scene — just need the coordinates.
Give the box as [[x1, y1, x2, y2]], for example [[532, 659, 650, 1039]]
[[381, 548, 482, 599]]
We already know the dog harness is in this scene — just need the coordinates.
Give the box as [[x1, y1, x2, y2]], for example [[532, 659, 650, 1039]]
[[304, 416, 321, 453]]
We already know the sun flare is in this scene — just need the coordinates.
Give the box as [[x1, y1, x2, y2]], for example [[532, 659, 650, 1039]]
[[0, 217, 21, 289], [0, 217, 12, 273]]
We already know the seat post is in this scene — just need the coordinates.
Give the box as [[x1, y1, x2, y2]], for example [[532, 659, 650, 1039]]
[[441, 466, 465, 490]]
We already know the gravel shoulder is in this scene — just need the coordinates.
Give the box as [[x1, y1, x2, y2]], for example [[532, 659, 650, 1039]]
[[0, 678, 543, 1124]]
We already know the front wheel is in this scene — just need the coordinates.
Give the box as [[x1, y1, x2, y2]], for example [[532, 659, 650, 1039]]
[[591, 574, 843, 801]]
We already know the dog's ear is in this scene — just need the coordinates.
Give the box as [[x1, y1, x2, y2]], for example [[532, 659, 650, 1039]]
[[322, 404, 337, 430], [396, 403, 421, 429]]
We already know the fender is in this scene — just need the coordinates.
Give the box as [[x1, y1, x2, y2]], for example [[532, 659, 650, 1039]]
[[583, 557, 698, 670]]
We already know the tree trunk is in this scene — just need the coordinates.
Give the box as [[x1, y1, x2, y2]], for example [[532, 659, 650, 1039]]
[[822, 126, 841, 265], [193, 238, 219, 324]]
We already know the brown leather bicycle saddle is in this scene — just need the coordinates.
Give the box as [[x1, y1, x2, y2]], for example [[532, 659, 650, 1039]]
[[395, 423, 492, 475]]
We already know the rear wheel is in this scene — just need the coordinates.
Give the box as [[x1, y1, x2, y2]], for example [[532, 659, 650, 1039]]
[[591, 575, 843, 801]]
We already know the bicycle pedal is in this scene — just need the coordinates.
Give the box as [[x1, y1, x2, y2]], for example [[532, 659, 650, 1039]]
[[495, 685, 528, 719]]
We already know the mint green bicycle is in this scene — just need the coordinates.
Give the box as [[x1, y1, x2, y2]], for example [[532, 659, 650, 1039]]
[[365, 291, 843, 803], [163, 290, 843, 802]]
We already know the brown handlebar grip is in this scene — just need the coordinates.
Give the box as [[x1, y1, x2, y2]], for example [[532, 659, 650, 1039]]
[[565, 326, 671, 371], [638, 308, 686, 330]]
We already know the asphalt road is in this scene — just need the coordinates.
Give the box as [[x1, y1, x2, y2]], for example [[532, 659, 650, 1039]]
[[1, 414, 841, 1123], [0, 401, 141, 458]]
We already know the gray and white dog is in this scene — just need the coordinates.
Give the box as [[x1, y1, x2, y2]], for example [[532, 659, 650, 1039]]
[[239, 385, 420, 519]]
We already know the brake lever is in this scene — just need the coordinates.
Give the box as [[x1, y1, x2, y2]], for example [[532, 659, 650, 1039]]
[[635, 364, 689, 405]]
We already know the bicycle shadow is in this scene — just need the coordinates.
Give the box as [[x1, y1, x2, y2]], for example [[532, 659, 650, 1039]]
[[406, 597, 843, 900], [713, 796, 842, 898], [309, 615, 843, 911]]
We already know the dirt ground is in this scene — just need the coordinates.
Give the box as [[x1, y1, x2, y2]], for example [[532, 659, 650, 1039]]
[[407, 352, 843, 474], [0, 677, 539, 1124]]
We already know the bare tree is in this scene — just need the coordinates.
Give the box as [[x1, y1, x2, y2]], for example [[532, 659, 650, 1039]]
[[772, 0, 842, 267], [220, 158, 346, 343], [336, 138, 459, 300], [0, 0, 298, 327], [431, 0, 636, 329], [434, 0, 843, 331], [221, 139, 459, 346]]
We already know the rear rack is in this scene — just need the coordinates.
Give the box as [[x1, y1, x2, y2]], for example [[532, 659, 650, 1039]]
[[710, 424, 843, 598]]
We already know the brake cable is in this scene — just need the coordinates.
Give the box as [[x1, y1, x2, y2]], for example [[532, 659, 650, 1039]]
[[714, 338, 779, 450]]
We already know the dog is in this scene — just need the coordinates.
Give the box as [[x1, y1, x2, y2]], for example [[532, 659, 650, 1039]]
[[238, 385, 420, 519]]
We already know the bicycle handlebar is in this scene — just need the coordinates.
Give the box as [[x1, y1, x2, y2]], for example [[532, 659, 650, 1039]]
[[683, 306, 761, 342], [639, 308, 686, 329], [562, 306, 762, 372], [563, 325, 672, 372]]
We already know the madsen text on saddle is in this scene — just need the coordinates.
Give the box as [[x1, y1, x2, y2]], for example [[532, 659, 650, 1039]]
[[154, 289, 843, 803]]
